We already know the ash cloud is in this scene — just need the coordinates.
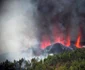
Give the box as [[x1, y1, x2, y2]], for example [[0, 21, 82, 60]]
[[0, 0, 39, 62], [37, 0, 85, 42], [0, 0, 85, 62]]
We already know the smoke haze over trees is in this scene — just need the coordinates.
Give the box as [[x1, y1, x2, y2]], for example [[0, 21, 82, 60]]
[[0, 48, 85, 70]]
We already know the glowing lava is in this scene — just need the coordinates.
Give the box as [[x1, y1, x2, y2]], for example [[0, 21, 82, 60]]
[[66, 36, 71, 47], [41, 35, 51, 49], [41, 33, 82, 49], [75, 32, 81, 48], [52, 25, 65, 46], [54, 36, 65, 45], [41, 25, 82, 49]]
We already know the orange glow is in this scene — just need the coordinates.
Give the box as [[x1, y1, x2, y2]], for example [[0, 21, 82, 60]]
[[52, 25, 65, 45], [66, 36, 70, 47], [75, 33, 81, 48], [40, 25, 82, 49], [41, 35, 51, 49], [54, 36, 65, 45]]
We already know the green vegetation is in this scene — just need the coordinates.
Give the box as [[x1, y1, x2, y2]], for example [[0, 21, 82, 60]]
[[0, 48, 85, 70]]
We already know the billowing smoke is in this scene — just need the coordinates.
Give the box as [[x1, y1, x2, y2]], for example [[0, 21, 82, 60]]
[[0, 0, 85, 62], [0, 0, 39, 61], [37, 0, 85, 48]]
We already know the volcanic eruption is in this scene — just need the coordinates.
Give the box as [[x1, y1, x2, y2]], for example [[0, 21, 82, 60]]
[[0, 0, 85, 62], [40, 26, 82, 50], [37, 0, 85, 51]]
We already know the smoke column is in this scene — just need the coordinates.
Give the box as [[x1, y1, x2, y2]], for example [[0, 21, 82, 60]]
[[0, 0, 39, 61]]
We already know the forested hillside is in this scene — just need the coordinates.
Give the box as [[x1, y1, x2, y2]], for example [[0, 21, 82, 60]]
[[0, 48, 85, 70]]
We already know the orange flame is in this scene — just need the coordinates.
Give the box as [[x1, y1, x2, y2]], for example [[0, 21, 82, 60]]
[[41, 35, 51, 49], [66, 36, 70, 47], [54, 36, 65, 45], [75, 32, 81, 48], [52, 25, 65, 45], [40, 25, 82, 49]]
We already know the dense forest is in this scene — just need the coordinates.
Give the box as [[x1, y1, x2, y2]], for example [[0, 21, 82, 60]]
[[0, 48, 85, 70]]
